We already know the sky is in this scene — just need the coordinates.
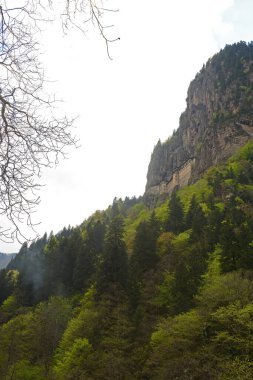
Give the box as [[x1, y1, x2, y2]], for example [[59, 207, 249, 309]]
[[1, 0, 253, 253]]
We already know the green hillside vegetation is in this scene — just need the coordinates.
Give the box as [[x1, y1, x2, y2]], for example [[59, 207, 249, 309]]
[[0, 141, 253, 379]]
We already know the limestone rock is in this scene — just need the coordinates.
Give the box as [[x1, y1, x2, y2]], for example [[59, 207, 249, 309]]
[[145, 42, 253, 196]]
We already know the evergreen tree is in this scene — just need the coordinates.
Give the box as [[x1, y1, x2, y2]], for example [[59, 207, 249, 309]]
[[185, 195, 198, 228], [0, 270, 14, 305], [190, 204, 207, 241], [97, 216, 128, 295], [149, 210, 160, 241], [166, 191, 184, 234], [111, 197, 120, 218], [73, 219, 106, 293], [131, 213, 159, 278]]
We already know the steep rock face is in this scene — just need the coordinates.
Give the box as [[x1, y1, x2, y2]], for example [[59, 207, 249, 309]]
[[145, 42, 253, 196]]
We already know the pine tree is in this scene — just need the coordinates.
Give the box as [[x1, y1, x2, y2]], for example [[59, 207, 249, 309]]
[[190, 204, 207, 241], [97, 216, 128, 295], [131, 214, 159, 278], [167, 191, 184, 234], [185, 195, 198, 228]]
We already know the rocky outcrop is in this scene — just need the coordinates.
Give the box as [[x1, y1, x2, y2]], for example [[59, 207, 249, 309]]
[[145, 42, 253, 196]]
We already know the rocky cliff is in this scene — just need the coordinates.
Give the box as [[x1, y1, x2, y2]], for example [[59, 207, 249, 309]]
[[145, 42, 253, 196]]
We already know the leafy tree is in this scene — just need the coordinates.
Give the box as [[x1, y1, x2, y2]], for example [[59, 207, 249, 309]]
[[31, 297, 72, 371], [5, 360, 44, 380], [54, 338, 94, 380], [56, 287, 133, 380], [57, 288, 98, 353], [0, 312, 34, 378], [147, 266, 253, 380], [0, 294, 19, 324], [156, 232, 174, 257], [0, 269, 16, 305], [147, 310, 209, 379], [153, 271, 175, 312], [219, 358, 253, 380]]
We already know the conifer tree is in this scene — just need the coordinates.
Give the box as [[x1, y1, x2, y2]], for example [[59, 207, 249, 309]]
[[131, 214, 159, 278], [190, 204, 207, 241], [167, 191, 184, 234], [97, 216, 128, 295], [185, 195, 198, 228]]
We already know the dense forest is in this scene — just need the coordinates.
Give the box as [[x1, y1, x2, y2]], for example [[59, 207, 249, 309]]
[[0, 139, 253, 379]]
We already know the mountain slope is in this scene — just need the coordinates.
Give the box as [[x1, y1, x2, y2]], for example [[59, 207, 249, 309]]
[[0, 139, 253, 379], [0, 253, 16, 270], [146, 42, 253, 196], [1, 42, 253, 379]]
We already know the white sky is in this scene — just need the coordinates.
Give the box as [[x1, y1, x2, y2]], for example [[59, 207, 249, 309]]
[[2, 0, 253, 253]]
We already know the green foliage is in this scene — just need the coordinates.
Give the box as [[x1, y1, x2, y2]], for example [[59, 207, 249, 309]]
[[218, 358, 253, 380], [151, 310, 205, 352], [155, 201, 169, 225], [6, 360, 44, 380], [130, 213, 159, 277], [97, 216, 129, 295], [1, 133, 253, 378], [156, 232, 174, 257], [196, 270, 253, 313], [166, 191, 184, 234], [31, 297, 72, 368], [178, 178, 212, 210], [0, 270, 18, 306], [147, 269, 253, 379], [0, 312, 35, 378], [0, 294, 19, 323], [54, 338, 93, 380], [124, 202, 150, 253], [153, 271, 175, 311], [57, 289, 98, 353]]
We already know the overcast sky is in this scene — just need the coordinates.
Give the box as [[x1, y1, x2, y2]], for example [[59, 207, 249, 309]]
[[2, 0, 253, 253]]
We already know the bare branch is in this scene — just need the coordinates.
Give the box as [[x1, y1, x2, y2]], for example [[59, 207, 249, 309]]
[[0, 0, 119, 243]]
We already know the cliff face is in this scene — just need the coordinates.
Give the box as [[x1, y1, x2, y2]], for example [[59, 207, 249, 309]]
[[145, 42, 253, 196]]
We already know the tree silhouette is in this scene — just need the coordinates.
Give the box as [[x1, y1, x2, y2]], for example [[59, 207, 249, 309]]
[[0, 1, 119, 242]]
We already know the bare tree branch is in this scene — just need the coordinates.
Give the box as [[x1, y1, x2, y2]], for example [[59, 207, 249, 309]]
[[0, 1, 118, 243]]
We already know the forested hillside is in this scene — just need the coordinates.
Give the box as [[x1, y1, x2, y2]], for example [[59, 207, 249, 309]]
[[0, 140, 253, 379], [0, 253, 16, 270]]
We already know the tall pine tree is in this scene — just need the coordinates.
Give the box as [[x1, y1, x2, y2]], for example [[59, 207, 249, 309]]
[[167, 191, 184, 234], [97, 216, 128, 295]]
